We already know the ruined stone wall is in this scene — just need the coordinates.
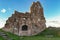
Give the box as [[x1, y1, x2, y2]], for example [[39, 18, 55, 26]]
[[3, 1, 46, 36]]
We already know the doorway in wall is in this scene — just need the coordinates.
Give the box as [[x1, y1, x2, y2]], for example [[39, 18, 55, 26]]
[[22, 25, 28, 31]]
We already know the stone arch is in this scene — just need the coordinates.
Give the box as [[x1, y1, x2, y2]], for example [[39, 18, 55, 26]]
[[22, 25, 28, 31]]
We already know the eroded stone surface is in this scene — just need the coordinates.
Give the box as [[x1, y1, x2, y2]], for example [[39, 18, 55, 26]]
[[3, 1, 46, 36]]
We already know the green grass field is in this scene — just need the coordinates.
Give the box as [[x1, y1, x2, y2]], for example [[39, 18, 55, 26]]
[[0, 36, 5, 40], [0, 28, 60, 40]]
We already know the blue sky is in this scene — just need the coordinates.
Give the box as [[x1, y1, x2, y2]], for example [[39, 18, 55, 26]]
[[0, 0, 60, 28]]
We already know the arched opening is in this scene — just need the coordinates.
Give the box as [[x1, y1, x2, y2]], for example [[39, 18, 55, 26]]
[[22, 25, 28, 31]]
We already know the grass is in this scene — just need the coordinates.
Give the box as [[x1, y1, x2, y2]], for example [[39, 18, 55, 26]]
[[0, 28, 60, 40], [0, 36, 5, 40]]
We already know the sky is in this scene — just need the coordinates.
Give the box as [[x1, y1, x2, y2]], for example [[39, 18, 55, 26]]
[[0, 0, 60, 28]]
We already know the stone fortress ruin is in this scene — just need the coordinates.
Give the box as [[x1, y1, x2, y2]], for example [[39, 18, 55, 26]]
[[3, 1, 46, 36]]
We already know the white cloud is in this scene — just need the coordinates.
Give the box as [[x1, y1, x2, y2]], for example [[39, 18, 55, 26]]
[[1, 9, 6, 13], [0, 18, 6, 28], [46, 15, 60, 27]]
